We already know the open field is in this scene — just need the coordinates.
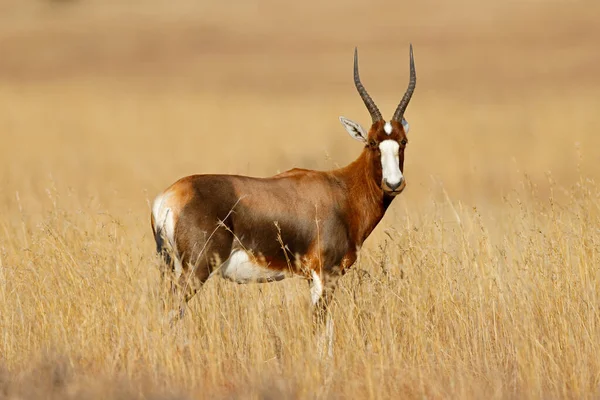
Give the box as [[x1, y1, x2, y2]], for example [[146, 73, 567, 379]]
[[1, 0, 600, 398]]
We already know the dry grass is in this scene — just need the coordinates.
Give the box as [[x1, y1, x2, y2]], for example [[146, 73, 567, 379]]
[[1, 0, 600, 398]]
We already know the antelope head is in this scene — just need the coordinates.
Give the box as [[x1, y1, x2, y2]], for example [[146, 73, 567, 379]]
[[340, 44, 416, 196]]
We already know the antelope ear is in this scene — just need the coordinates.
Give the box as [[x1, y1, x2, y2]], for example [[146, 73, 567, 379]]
[[401, 118, 410, 134], [339, 116, 367, 143]]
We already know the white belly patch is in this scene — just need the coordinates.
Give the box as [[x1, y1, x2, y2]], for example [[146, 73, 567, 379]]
[[217, 249, 287, 284]]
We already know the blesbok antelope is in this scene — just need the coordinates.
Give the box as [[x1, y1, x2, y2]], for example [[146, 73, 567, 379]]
[[151, 45, 417, 328]]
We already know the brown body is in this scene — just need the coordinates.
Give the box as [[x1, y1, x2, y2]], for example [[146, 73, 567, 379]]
[[151, 46, 416, 330]]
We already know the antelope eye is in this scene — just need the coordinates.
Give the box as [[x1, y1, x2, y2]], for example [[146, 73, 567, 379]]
[[369, 140, 377, 147], [401, 139, 408, 146]]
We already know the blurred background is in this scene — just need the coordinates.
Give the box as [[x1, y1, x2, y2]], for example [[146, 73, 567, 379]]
[[1, 0, 599, 221]]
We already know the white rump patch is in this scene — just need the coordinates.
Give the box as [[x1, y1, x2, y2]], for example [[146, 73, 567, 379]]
[[310, 270, 324, 305], [152, 192, 183, 277], [218, 249, 287, 284], [339, 116, 367, 143], [384, 121, 392, 135], [379, 140, 403, 187]]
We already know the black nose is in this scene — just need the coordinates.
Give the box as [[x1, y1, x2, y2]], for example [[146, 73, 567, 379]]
[[385, 178, 403, 191]]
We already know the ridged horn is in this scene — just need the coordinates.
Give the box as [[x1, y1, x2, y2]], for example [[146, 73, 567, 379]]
[[354, 47, 383, 123], [392, 44, 416, 122]]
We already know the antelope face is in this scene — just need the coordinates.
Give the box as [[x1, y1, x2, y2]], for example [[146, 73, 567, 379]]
[[376, 119, 409, 195], [340, 117, 409, 196]]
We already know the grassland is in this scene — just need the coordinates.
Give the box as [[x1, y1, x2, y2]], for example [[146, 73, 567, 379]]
[[1, 0, 600, 398]]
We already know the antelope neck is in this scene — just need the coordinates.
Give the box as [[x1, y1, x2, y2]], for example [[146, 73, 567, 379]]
[[334, 149, 393, 246]]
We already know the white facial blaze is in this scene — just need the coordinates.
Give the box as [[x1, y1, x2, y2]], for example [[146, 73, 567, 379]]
[[379, 140, 403, 187], [384, 121, 392, 135]]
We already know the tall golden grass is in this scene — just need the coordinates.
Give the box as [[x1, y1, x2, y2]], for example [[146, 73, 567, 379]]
[[1, 0, 600, 398]]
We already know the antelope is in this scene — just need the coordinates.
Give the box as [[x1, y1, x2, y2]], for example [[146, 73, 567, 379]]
[[151, 45, 417, 332]]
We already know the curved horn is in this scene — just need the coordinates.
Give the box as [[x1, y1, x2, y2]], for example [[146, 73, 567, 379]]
[[392, 44, 416, 122], [354, 47, 383, 123]]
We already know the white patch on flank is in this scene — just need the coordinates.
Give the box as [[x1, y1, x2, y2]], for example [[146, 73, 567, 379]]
[[218, 249, 287, 284], [384, 121, 393, 135], [401, 118, 410, 134], [379, 140, 403, 188], [310, 270, 323, 305], [152, 191, 183, 278]]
